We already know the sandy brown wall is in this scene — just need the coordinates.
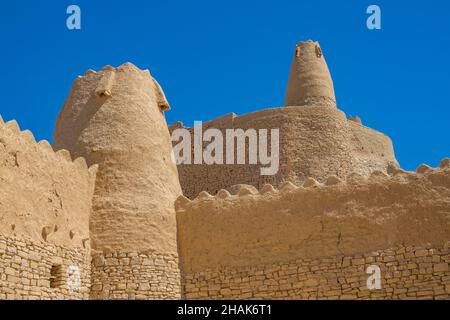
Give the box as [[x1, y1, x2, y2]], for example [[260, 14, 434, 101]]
[[348, 121, 397, 171], [183, 244, 450, 300], [52, 64, 183, 300], [0, 116, 96, 248], [285, 41, 336, 107], [171, 106, 397, 199], [90, 250, 181, 300], [0, 233, 90, 300], [53, 63, 182, 255], [0, 116, 96, 300], [177, 160, 450, 299]]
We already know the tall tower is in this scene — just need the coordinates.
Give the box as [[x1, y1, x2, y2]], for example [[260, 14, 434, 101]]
[[53, 63, 182, 300], [285, 40, 336, 107]]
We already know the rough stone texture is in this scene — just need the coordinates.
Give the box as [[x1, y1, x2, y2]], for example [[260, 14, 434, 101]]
[[176, 165, 450, 273], [0, 115, 96, 248], [285, 40, 336, 107], [178, 165, 450, 300], [182, 244, 450, 300], [347, 121, 396, 173], [171, 106, 397, 199], [90, 251, 181, 300], [0, 233, 90, 300], [52, 63, 183, 299]]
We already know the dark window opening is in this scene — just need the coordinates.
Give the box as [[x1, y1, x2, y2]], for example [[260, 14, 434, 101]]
[[50, 264, 64, 288]]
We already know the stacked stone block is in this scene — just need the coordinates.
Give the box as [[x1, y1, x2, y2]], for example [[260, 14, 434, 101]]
[[0, 234, 90, 300], [182, 245, 450, 300], [90, 252, 181, 300]]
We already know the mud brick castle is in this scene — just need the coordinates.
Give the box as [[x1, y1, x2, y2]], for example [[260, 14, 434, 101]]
[[1, 40, 449, 300]]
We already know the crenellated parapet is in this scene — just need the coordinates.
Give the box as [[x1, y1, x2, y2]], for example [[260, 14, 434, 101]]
[[2, 43, 448, 300], [176, 160, 450, 300], [176, 159, 450, 273], [0, 115, 97, 249]]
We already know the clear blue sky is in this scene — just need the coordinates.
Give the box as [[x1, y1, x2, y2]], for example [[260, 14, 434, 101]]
[[0, 0, 448, 170]]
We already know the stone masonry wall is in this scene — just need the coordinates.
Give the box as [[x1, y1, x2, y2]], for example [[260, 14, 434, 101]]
[[90, 251, 181, 300], [348, 121, 397, 173], [0, 115, 94, 300], [177, 160, 450, 272], [177, 159, 450, 299], [0, 233, 90, 300], [171, 106, 397, 199], [183, 244, 450, 300]]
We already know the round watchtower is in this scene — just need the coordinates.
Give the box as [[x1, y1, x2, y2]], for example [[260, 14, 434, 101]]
[[285, 40, 336, 107], [53, 63, 182, 300]]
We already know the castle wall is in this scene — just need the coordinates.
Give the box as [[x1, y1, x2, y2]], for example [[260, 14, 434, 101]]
[[90, 251, 181, 300], [172, 106, 398, 199], [0, 233, 90, 300], [0, 116, 96, 300], [183, 244, 450, 300], [176, 160, 450, 299], [348, 121, 397, 173]]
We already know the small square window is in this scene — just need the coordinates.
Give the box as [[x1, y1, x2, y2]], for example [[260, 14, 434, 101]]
[[50, 264, 64, 288]]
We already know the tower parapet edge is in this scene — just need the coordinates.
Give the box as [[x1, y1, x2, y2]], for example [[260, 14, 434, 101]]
[[285, 40, 336, 107], [53, 62, 182, 300]]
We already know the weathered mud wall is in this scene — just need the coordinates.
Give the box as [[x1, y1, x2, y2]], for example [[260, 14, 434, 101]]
[[52, 63, 183, 299], [0, 115, 96, 248], [177, 159, 450, 299], [348, 121, 397, 173], [285, 40, 336, 107], [0, 115, 95, 300], [171, 106, 398, 199]]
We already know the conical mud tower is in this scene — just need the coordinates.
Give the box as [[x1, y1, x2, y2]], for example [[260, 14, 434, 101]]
[[53, 63, 182, 299], [285, 40, 336, 107]]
